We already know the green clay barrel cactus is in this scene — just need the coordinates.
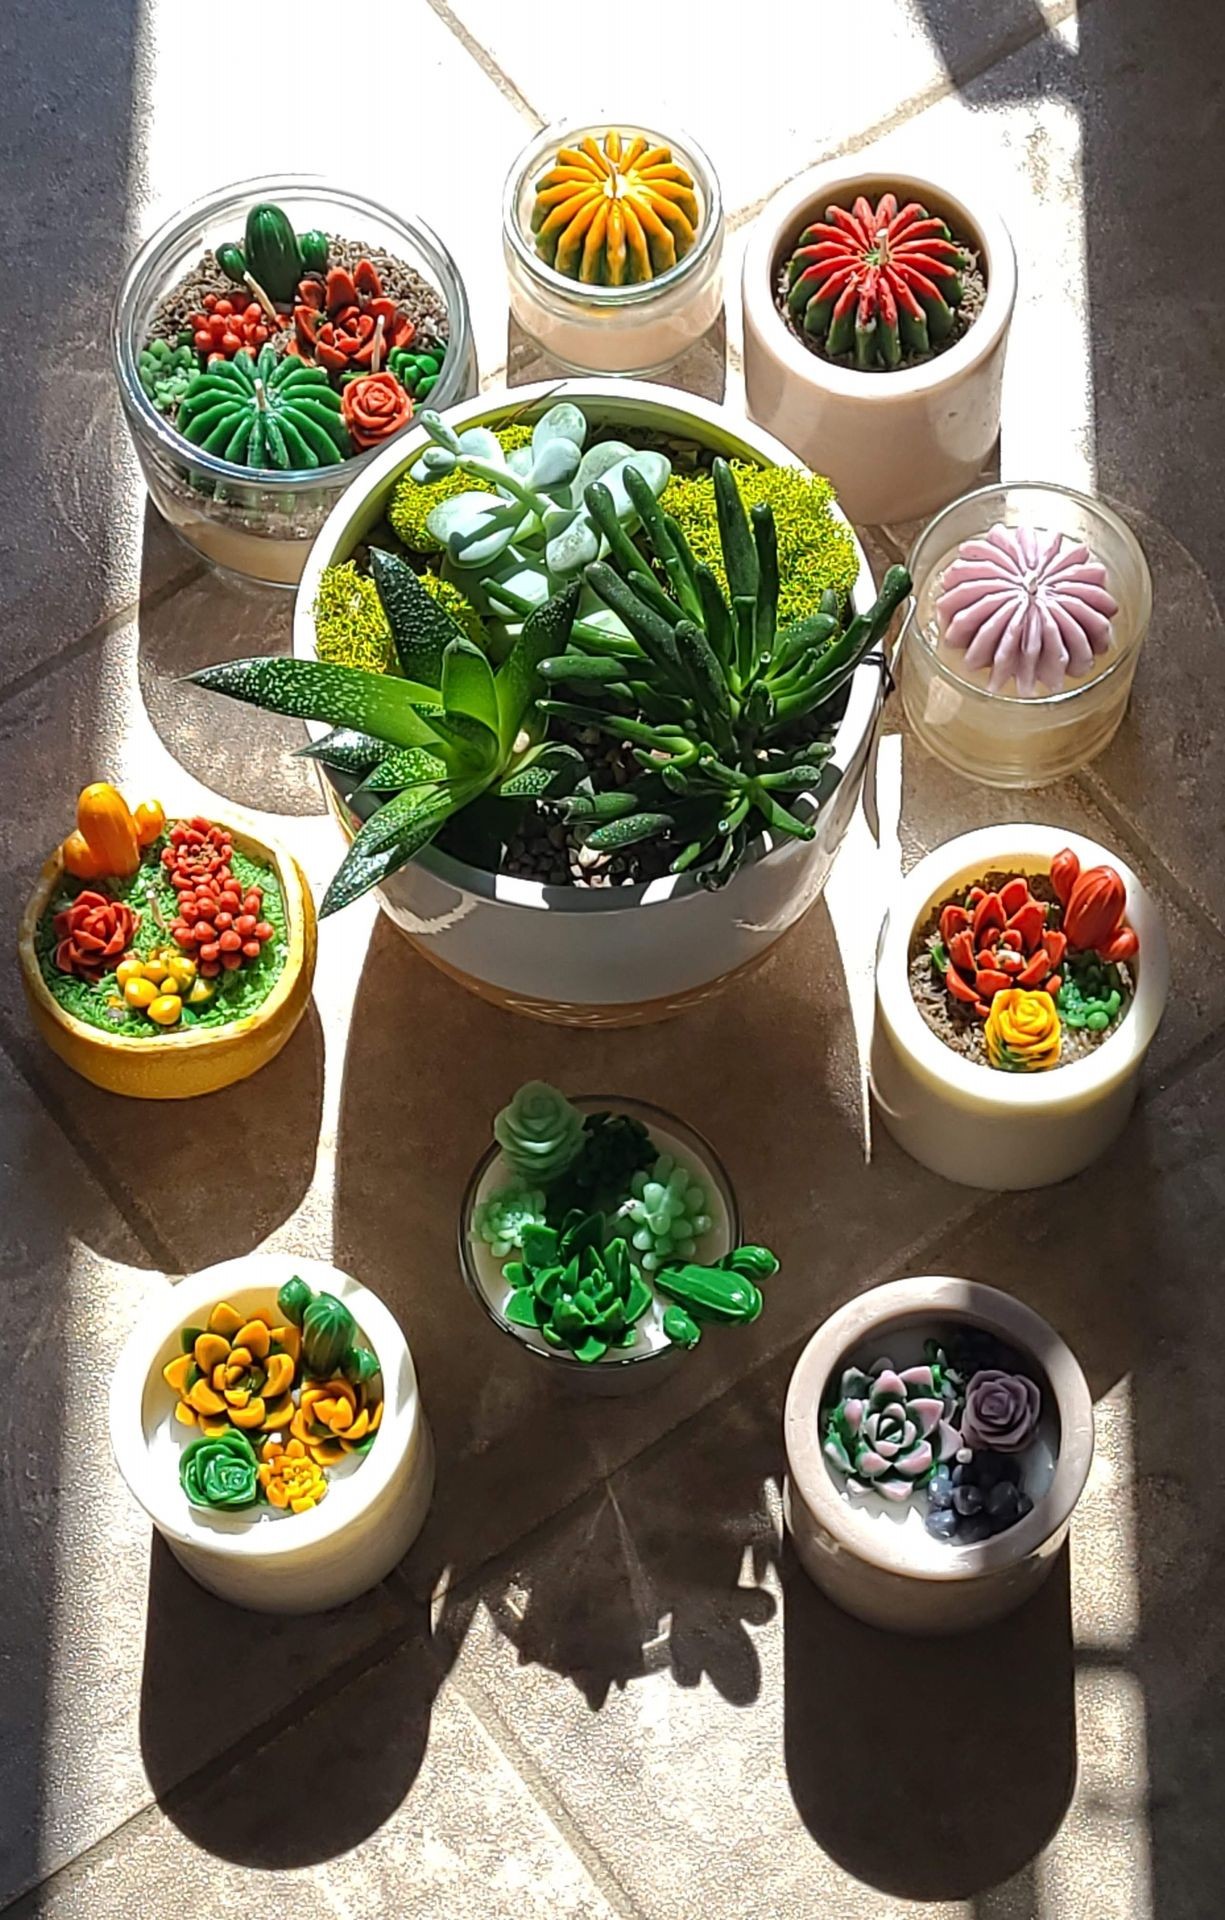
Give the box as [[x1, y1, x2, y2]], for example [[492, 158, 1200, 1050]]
[[244, 202, 304, 304], [785, 192, 968, 371], [300, 1291, 358, 1378], [176, 344, 350, 470]]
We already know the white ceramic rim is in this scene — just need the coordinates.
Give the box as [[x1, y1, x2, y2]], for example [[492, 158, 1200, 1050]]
[[876, 825, 1170, 1109], [109, 1254, 418, 1557], [785, 1276, 1095, 1582], [112, 172, 473, 489], [502, 121, 724, 310], [292, 376, 882, 913], [904, 479, 1154, 709], [743, 161, 1018, 402]]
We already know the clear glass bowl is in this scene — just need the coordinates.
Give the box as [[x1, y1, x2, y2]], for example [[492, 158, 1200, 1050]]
[[900, 481, 1151, 787], [458, 1096, 740, 1395], [113, 173, 477, 587], [503, 122, 724, 377]]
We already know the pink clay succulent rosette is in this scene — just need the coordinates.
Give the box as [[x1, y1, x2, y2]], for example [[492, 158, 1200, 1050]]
[[935, 524, 1119, 696], [960, 1369, 1041, 1452]]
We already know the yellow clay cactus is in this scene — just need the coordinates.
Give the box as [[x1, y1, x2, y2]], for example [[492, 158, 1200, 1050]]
[[162, 1300, 301, 1437], [292, 1376, 384, 1466], [531, 131, 701, 286], [259, 1436, 328, 1513]]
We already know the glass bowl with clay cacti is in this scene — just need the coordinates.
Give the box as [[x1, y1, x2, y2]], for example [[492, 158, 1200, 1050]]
[[458, 1084, 778, 1392], [114, 174, 477, 587]]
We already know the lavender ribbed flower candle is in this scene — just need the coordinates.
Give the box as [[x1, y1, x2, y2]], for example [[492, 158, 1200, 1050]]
[[935, 523, 1119, 697]]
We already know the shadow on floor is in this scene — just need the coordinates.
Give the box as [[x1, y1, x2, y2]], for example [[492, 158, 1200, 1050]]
[[783, 1540, 1076, 1900]]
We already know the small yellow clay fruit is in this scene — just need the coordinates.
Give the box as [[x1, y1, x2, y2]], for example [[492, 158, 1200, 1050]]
[[148, 994, 182, 1027], [133, 799, 166, 847], [124, 977, 158, 1009], [115, 958, 143, 990]]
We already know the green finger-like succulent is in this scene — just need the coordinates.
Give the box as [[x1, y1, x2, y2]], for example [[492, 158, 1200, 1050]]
[[180, 1428, 260, 1509], [176, 344, 351, 470], [494, 1082, 586, 1184]]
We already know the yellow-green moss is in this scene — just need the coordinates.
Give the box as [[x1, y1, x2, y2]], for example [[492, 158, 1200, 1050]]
[[418, 572, 487, 646], [313, 562, 393, 672], [659, 462, 860, 627], [387, 424, 535, 552]]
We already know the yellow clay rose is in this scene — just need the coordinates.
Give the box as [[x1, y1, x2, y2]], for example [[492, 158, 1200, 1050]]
[[984, 988, 1061, 1072], [259, 1436, 328, 1513]]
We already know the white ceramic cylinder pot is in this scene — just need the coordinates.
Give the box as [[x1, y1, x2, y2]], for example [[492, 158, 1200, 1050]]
[[742, 162, 1017, 526], [870, 826, 1169, 1189], [784, 1276, 1094, 1634], [110, 1255, 434, 1612], [293, 379, 883, 1026]]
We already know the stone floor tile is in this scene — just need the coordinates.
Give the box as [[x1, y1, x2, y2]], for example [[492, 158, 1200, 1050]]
[[0, 1048, 407, 1909], [14, 1646, 627, 1920], [438, 0, 1074, 214]]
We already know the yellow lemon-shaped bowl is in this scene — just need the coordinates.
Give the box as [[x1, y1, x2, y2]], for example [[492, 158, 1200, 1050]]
[[18, 814, 316, 1100]]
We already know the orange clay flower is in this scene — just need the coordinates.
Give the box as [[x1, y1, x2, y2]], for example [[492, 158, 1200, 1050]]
[[53, 892, 139, 982], [292, 1377, 383, 1465], [341, 371, 412, 450], [259, 1436, 328, 1513]]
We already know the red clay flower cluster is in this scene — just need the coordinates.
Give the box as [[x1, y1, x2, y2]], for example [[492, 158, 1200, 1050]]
[[190, 294, 272, 363], [939, 877, 1066, 1019], [162, 818, 274, 979], [293, 262, 415, 373], [54, 892, 139, 982]]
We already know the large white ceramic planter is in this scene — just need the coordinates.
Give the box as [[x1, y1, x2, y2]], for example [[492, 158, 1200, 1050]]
[[784, 1276, 1094, 1634], [871, 826, 1169, 1189], [293, 379, 882, 1026], [110, 1255, 434, 1613], [742, 162, 1017, 526]]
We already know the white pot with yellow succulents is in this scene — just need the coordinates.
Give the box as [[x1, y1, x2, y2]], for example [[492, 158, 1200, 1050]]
[[870, 825, 1169, 1189], [109, 1254, 434, 1612], [189, 379, 910, 1026]]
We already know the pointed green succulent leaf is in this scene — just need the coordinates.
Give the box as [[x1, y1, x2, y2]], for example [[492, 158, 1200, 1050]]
[[187, 657, 448, 753], [495, 581, 581, 756], [319, 784, 465, 916], [441, 636, 499, 736], [356, 746, 451, 794], [496, 742, 586, 800], [294, 726, 385, 776], [369, 547, 470, 687]]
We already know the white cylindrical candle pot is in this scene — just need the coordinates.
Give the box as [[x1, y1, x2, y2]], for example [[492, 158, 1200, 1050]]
[[870, 826, 1168, 1189], [784, 1276, 1094, 1634], [110, 1255, 433, 1612]]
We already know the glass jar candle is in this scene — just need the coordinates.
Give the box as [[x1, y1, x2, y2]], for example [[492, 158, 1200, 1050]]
[[113, 174, 477, 588], [900, 482, 1151, 786], [502, 122, 724, 377]]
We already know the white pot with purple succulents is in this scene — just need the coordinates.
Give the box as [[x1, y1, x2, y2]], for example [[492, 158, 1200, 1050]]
[[189, 379, 910, 1027], [870, 824, 1169, 1190], [900, 482, 1153, 785], [457, 1083, 779, 1396], [741, 160, 1016, 526], [784, 1276, 1094, 1633]]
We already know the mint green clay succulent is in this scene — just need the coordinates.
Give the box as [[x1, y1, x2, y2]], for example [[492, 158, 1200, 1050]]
[[493, 1081, 586, 1184], [503, 1214, 653, 1364], [474, 1180, 549, 1258], [138, 337, 197, 412], [620, 1153, 713, 1272]]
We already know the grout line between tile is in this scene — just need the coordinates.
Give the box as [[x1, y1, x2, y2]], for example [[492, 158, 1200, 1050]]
[[423, 0, 544, 127], [725, 0, 1086, 233], [1073, 764, 1225, 943], [0, 557, 205, 718]]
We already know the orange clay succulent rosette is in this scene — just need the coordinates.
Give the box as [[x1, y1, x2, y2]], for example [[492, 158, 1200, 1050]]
[[53, 893, 139, 982], [341, 371, 412, 450]]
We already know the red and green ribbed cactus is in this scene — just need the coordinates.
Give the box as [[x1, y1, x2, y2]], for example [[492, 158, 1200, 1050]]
[[785, 193, 968, 370]]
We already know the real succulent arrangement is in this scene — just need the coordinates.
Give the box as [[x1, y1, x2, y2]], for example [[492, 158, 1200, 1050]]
[[139, 199, 448, 473], [163, 1277, 382, 1516], [822, 1333, 1050, 1544], [187, 397, 909, 911], [911, 848, 1138, 1073], [466, 1082, 778, 1364], [36, 785, 286, 1035], [934, 523, 1119, 696], [781, 191, 983, 372]]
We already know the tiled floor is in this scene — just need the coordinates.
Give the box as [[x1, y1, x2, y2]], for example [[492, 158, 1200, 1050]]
[[3, 1, 1223, 1915]]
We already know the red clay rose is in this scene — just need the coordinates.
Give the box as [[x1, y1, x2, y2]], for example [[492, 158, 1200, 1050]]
[[54, 891, 139, 982], [341, 371, 413, 449]]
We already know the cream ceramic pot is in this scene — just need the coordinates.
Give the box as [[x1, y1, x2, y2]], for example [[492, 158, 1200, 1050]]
[[870, 826, 1169, 1189], [742, 163, 1016, 526], [785, 1276, 1094, 1634], [293, 379, 882, 1026], [110, 1255, 434, 1613]]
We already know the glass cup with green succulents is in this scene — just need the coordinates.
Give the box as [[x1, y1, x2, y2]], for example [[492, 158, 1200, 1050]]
[[459, 1084, 778, 1391]]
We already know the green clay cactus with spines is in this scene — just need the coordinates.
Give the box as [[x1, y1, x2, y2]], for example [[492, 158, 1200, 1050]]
[[177, 344, 351, 470], [621, 1153, 713, 1272]]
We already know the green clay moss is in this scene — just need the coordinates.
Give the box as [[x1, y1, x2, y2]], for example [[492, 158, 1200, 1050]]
[[659, 462, 860, 626], [36, 834, 288, 1040], [314, 562, 393, 673], [387, 424, 534, 552]]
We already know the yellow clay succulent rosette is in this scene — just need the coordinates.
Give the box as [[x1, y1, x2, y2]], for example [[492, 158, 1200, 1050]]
[[291, 1376, 384, 1466], [984, 989, 1062, 1072], [259, 1436, 328, 1513], [162, 1301, 301, 1437]]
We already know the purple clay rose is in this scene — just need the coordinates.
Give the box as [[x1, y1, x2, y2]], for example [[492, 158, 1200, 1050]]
[[961, 1369, 1041, 1453]]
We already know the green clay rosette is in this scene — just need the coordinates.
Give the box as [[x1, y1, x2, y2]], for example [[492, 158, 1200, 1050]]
[[474, 1181, 549, 1258], [503, 1216, 654, 1364], [180, 1428, 260, 1510], [493, 1082, 585, 1184]]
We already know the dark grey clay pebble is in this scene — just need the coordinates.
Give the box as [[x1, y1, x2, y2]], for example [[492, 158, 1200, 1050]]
[[953, 1484, 984, 1516], [925, 1507, 959, 1541]]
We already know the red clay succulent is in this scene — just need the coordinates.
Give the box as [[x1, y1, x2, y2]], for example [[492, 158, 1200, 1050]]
[[938, 876, 1066, 1019], [293, 261, 415, 373], [341, 371, 412, 449], [785, 192, 967, 370], [189, 294, 272, 363], [1050, 849, 1138, 963], [54, 892, 140, 982]]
